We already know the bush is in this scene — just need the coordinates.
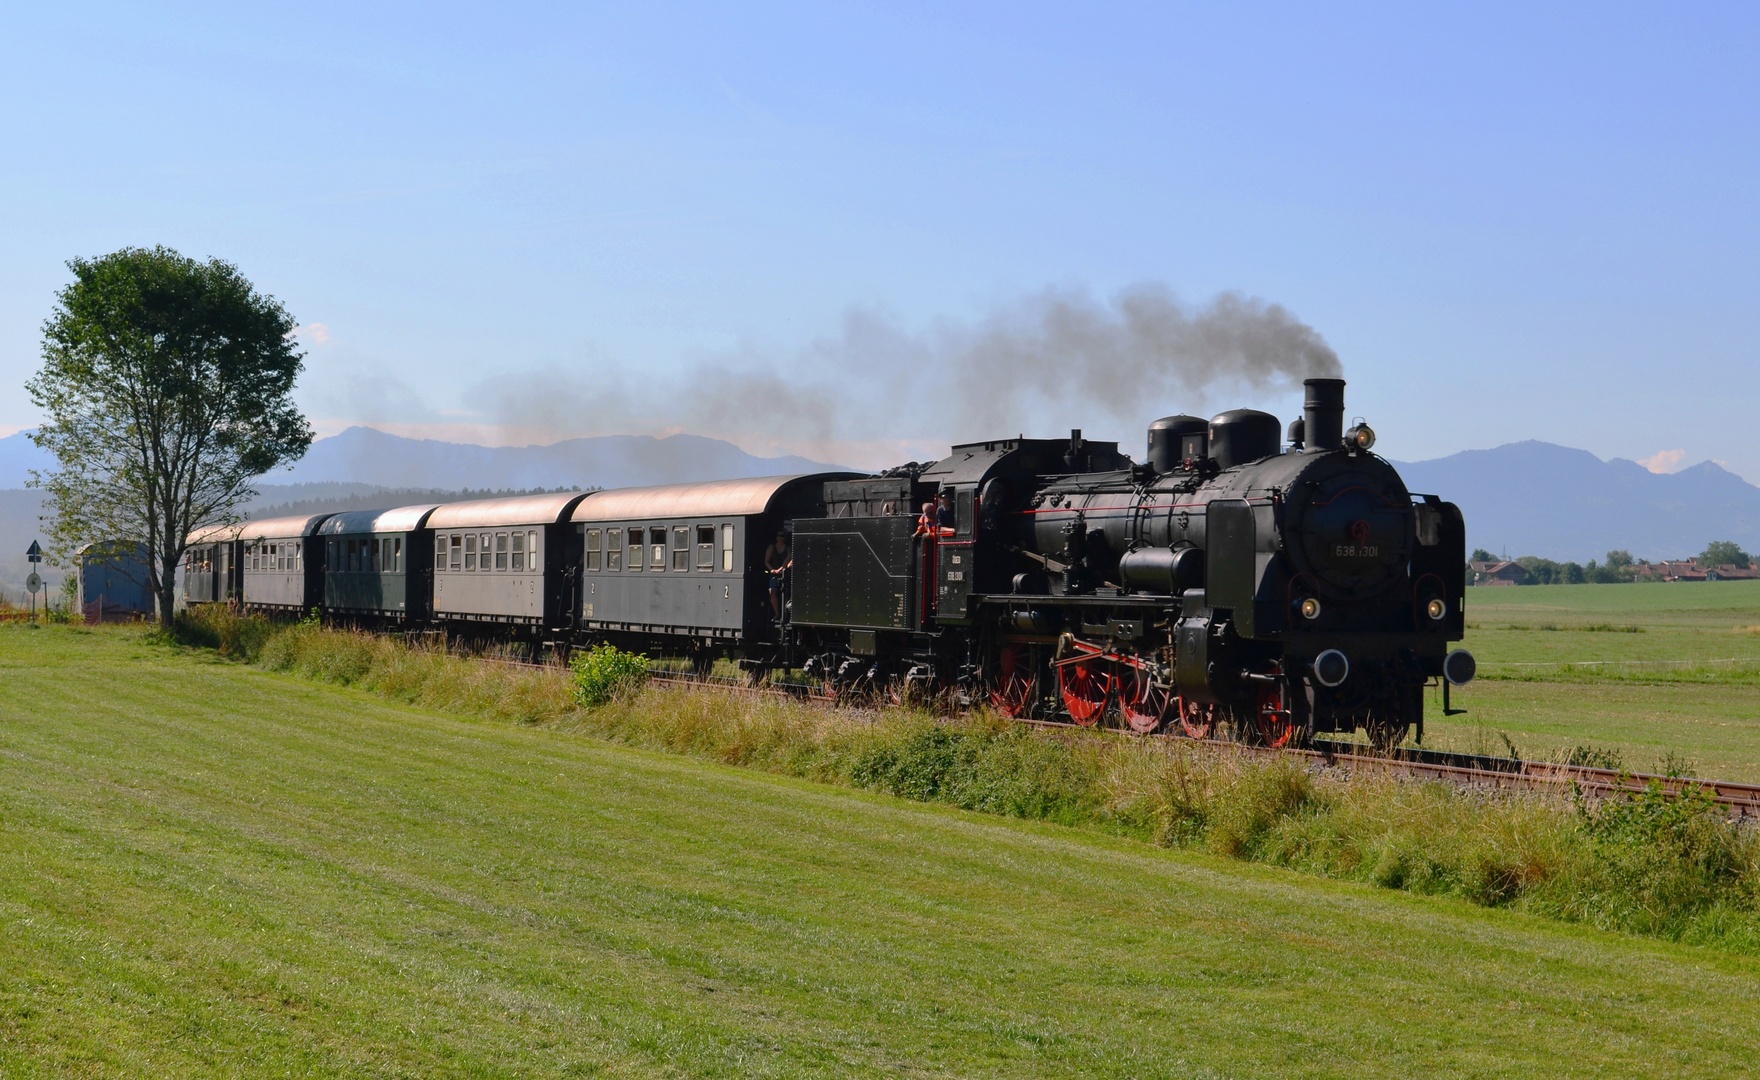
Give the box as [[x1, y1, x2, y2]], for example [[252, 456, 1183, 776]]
[[168, 604, 276, 659], [569, 644, 649, 706]]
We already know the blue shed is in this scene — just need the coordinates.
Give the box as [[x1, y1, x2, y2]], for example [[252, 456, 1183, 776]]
[[76, 541, 156, 622]]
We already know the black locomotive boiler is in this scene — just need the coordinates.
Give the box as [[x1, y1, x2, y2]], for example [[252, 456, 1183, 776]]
[[788, 378, 1475, 747]]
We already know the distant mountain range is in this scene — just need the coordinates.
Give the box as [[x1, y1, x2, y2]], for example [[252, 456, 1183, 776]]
[[5, 429, 1760, 591], [0, 426, 851, 494], [1391, 441, 1760, 564]]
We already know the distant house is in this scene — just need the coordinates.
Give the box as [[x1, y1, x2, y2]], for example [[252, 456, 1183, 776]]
[[1706, 564, 1760, 581], [1469, 560, 1527, 586], [1656, 559, 1708, 581], [75, 541, 155, 622]]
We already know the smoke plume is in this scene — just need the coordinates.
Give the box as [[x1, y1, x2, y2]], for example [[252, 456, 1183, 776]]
[[486, 284, 1341, 467]]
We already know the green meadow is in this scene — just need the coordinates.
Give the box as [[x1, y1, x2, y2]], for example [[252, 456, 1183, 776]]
[[1430, 581, 1760, 779], [3, 624, 1758, 1078]]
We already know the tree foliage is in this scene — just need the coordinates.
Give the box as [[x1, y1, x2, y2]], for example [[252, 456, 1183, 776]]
[[1699, 540, 1751, 569], [27, 246, 313, 625]]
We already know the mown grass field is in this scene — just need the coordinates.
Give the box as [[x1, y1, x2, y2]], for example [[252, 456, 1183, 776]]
[[3, 625, 1759, 1078], [1427, 582, 1760, 779]]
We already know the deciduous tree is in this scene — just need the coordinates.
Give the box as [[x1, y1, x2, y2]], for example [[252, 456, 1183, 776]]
[[1700, 540, 1751, 569], [28, 246, 313, 626]]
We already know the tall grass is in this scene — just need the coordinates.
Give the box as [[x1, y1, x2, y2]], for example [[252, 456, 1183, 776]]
[[167, 608, 1760, 953]]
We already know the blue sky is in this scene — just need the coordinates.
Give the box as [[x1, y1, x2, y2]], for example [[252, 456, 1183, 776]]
[[2, 2, 1757, 476]]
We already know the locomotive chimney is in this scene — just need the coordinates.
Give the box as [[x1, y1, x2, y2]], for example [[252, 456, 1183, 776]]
[[1303, 378, 1346, 453]]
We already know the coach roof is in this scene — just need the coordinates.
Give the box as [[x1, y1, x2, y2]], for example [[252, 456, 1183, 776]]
[[569, 474, 858, 523], [235, 514, 335, 541], [186, 522, 243, 546], [428, 491, 594, 531], [315, 504, 441, 536]]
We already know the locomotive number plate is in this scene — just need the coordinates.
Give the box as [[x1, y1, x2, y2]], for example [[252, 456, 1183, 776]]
[[1333, 544, 1379, 557], [947, 570, 964, 581]]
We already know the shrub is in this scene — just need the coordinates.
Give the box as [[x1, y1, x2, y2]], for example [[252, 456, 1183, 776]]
[[169, 604, 276, 659], [570, 644, 649, 707]]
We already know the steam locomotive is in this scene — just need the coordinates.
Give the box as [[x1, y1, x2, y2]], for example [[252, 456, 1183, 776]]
[[184, 377, 1473, 748]]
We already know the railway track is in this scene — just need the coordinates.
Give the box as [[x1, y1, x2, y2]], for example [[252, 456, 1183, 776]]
[[641, 665, 1760, 820]]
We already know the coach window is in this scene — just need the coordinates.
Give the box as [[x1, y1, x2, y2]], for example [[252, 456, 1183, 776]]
[[436, 538, 448, 573], [585, 529, 601, 571], [721, 524, 735, 572], [464, 534, 477, 571], [450, 534, 462, 571], [512, 531, 526, 572], [528, 531, 539, 571], [294, 542, 302, 571], [607, 528, 622, 571], [393, 538, 402, 573], [651, 528, 666, 571], [696, 525, 714, 570], [672, 526, 689, 571], [627, 528, 642, 572], [494, 532, 508, 571]]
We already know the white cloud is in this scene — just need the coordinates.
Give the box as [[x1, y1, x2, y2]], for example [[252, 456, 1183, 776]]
[[1638, 448, 1687, 474], [292, 322, 334, 347]]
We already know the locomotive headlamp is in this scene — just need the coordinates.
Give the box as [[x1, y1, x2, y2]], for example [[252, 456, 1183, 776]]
[[1426, 598, 1447, 620], [1299, 596, 1322, 620], [1346, 422, 1376, 451]]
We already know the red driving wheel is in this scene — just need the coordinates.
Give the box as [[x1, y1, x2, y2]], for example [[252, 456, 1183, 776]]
[[1177, 697, 1217, 739], [991, 643, 1035, 718], [1058, 656, 1108, 726], [1115, 663, 1170, 733]]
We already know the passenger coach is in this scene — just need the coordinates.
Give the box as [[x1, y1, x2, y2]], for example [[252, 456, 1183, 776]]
[[183, 524, 242, 605], [240, 515, 333, 614], [319, 504, 440, 623], [570, 473, 854, 656], [429, 491, 593, 634]]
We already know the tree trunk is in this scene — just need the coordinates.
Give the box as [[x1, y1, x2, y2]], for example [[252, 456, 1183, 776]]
[[158, 551, 178, 629]]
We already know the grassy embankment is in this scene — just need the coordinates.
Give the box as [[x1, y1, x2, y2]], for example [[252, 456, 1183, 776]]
[[3, 622, 1759, 1077], [1431, 580, 1760, 780], [176, 611, 1760, 952]]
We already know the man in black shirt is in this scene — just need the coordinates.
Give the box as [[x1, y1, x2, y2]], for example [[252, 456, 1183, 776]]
[[764, 531, 790, 621]]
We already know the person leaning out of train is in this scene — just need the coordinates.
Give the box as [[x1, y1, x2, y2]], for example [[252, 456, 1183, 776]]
[[765, 530, 791, 621], [913, 493, 957, 539], [913, 501, 936, 537]]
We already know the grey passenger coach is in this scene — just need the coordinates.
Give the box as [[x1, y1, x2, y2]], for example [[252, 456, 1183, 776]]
[[318, 504, 440, 622], [429, 492, 593, 632], [183, 524, 242, 605], [569, 473, 852, 650], [239, 515, 334, 614]]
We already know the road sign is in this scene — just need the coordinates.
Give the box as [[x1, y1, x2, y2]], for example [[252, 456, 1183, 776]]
[[26, 540, 41, 563], [26, 571, 42, 594]]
